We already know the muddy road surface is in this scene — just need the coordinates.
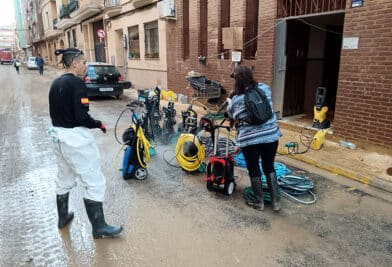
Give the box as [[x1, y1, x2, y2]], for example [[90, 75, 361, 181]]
[[0, 65, 391, 266]]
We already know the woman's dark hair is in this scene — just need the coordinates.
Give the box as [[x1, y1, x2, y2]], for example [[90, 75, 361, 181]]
[[233, 66, 256, 95], [54, 48, 84, 68]]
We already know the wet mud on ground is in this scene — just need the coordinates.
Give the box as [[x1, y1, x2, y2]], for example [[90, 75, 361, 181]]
[[0, 65, 391, 266]]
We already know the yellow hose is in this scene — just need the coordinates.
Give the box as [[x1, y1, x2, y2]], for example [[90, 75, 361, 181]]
[[175, 133, 205, 172], [135, 125, 150, 168], [113, 124, 150, 170]]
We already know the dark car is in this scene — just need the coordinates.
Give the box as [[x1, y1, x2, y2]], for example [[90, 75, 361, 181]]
[[84, 62, 132, 99]]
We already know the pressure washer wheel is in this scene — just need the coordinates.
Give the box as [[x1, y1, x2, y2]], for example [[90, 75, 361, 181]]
[[132, 167, 147, 180], [225, 181, 235, 196]]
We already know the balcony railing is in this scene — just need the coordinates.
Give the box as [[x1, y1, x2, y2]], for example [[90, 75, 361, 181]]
[[59, 0, 79, 19], [68, 0, 79, 13], [105, 0, 122, 7], [277, 0, 346, 18]]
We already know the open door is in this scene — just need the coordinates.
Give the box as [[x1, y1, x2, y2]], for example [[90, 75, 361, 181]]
[[272, 20, 287, 119]]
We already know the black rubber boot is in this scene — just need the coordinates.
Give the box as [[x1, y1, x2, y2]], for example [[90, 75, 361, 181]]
[[247, 177, 264, 211], [84, 199, 123, 239], [56, 193, 74, 229], [266, 172, 281, 211]]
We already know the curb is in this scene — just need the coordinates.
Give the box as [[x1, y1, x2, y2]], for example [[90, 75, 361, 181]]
[[278, 149, 392, 194]]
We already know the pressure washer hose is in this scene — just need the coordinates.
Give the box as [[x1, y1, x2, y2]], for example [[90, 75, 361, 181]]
[[175, 133, 205, 172], [113, 124, 151, 170]]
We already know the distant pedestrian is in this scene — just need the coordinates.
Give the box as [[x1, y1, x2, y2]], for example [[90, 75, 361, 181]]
[[13, 58, 21, 74], [35, 54, 45, 75], [48, 48, 122, 238]]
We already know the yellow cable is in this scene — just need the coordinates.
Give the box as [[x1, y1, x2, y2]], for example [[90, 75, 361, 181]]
[[175, 133, 205, 172]]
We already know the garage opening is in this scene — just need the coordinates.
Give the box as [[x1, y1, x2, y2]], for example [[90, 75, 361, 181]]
[[282, 12, 344, 126]]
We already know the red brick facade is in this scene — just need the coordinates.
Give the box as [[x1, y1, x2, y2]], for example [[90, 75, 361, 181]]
[[167, 0, 276, 97], [334, 0, 392, 147], [167, 0, 392, 148]]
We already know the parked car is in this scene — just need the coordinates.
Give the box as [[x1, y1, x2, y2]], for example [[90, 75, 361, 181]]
[[27, 57, 38, 69], [84, 62, 132, 99]]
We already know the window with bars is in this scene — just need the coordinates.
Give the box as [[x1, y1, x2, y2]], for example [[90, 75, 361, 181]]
[[128, 25, 140, 59], [244, 0, 259, 60], [183, 0, 189, 59], [199, 0, 208, 57], [144, 21, 159, 59], [219, 0, 230, 59]]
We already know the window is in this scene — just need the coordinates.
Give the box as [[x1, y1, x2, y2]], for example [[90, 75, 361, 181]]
[[244, 0, 259, 59], [67, 31, 71, 48], [199, 0, 208, 57], [183, 0, 189, 59], [128, 25, 140, 59], [144, 21, 159, 59], [219, 0, 230, 59], [72, 29, 77, 47]]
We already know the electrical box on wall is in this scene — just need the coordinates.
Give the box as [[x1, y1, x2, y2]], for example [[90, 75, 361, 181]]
[[158, 0, 176, 19]]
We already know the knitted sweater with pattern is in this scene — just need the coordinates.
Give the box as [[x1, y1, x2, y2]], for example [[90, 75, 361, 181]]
[[227, 83, 282, 148]]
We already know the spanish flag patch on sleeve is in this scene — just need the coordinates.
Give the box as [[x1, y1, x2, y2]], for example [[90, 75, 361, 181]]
[[81, 98, 89, 104]]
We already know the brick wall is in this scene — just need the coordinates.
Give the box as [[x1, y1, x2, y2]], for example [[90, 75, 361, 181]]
[[167, 0, 277, 98], [334, 0, 392, 147]]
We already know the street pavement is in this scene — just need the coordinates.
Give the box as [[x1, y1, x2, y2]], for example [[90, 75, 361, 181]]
[[0, 64, 391, 266]]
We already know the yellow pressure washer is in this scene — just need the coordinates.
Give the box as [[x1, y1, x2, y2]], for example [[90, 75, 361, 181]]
[[313, 87, 330, 129]]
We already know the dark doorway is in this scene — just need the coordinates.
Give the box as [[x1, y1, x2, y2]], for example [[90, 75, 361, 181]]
[[282, 13, 344, 118], [93, 20, 106, 62], [283, 19, 310, 116]]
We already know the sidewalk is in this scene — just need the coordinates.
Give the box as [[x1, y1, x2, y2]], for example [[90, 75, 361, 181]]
[[277, 124, 392, 194], [126, 89, 392, 194]]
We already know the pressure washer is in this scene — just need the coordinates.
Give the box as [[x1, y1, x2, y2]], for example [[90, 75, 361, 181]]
[[161, 101, 177, 144], [206, 125, 236, 196], [138, 87, 163, 141], [313, 87, 330, 129], [114, 101, 151, 180]]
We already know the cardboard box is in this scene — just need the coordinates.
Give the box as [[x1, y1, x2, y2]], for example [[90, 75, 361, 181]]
[[222, 27, 243, 50]]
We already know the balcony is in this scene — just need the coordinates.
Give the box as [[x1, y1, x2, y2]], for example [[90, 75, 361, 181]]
[[55, 18, 76, 30], [70, 0, 104, 23], [133, 0, 155, 9], [104, 0, 122, 18]]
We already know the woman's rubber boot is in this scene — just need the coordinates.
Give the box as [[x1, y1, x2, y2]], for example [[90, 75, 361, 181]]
[[247, 177, 264, 211], [83, 199, 123, 239], [56, 193, 74, 229], [266, 172, 281, 211]]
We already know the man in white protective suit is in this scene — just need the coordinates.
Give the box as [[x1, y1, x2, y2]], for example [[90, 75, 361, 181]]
[[48, 48, 122, 239]]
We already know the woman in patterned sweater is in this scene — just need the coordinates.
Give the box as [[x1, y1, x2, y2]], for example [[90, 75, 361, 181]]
[[227, 66, 282, 211]]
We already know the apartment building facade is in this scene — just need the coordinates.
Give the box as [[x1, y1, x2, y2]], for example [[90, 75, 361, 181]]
[[166, 0, 392, 148], [18, 0, 391, 148]]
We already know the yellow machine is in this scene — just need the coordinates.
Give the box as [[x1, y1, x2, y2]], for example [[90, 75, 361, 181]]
[[313, 87, 330, 129], [310, 129, 328, 150]]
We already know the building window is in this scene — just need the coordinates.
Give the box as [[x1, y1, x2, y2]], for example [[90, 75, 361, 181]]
[[244, 0, 259, 59], [183, 0, 189, 59], [72, 29, 77, 47], [219, 0, 230, 59], [144, 21, 159, 59], [199, 0, 208, 57], [128, 25, 140, 59], [67, 31, 71, 48]]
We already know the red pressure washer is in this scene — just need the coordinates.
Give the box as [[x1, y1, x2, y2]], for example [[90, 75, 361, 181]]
[[206, 125, 236, 196]]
